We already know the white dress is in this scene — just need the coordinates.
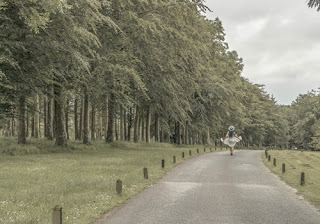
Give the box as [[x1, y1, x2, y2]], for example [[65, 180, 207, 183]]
[[221, 132, 242, 147]]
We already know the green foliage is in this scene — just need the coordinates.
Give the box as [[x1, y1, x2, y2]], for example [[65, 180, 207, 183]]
[[0, 0, 293, 147], [289, 91, 320, 150]]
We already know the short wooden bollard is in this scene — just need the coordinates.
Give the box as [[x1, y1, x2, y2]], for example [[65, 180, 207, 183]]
[[282, 163, 285, 174], [189, 150, 191, 156], [162, 159, 165, 168], [197, 148, 199, 153], [204, 148, 206, 152], [143, 167, 148, 179], [273, 158, 276, 166], [301, 172, 305, 186], [210, 148, 212, 152], [53, 205, 62, 224], [265, 150, 268, 158], [116, 179, 122, 195], [268, 155, 271, 161], [182, 152, 184, 158], [173, 156, 176, 163]]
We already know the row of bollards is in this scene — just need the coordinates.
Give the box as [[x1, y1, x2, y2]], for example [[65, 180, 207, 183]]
[[52, 147, 213, 223], [266, 150, 305, 186]]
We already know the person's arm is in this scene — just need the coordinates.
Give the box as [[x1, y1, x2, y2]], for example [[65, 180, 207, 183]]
[[235, 135, 241, 140]]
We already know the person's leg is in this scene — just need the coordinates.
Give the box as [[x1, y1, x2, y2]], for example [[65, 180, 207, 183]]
[[231, 147, 234, 155], [230, 147, 232, 155]]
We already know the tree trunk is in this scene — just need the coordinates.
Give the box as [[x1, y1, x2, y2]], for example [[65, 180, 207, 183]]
[[174, 122, 177, 144], [115, 113, 119, 141], [106, 93, 115, 143], [177, 122, 181, 145], [44, 96, 47, 137], [17, 95, 26, 144], [123, 108, 127, 141], [155, 113, 160, 142], [160, 128, 163, 142], [11, 115, 15, 137], [105, 96, 108, 140], [6, 120, 11, 137], [38, 95, 41, 138], [134, 105, 140, 143], [26, 111, 29, 137], [47, 86, 54, 140], [182, 125, 185, 144], [164, 118, 170, 143], [146, 106, 151, 143], [91, 104, 96, 141], [54, 84, 68, 147], [74, 98, 79, 140], [127, 107, 133, 141], [141, 109, 145, 142], [83, 91, 90, 144], [99, 110, 103, 139], [31, 117, 35, 137], [202, 133, 206, 145], [120, 107, 124, 140], [65, 98, 69, 140], [79, 97, 83, 140], [185, 121, 189, 145], [138, 112, 141, 142]]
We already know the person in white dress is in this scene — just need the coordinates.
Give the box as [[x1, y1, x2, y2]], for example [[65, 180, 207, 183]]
[[221, 126, 242, 155]]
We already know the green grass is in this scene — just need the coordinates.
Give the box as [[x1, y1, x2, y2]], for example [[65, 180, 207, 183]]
[[0, 137, 224, 224], [262, 150, 320, 208]]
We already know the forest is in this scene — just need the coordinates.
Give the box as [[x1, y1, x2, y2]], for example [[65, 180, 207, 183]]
[[1, 0, 320, 151]]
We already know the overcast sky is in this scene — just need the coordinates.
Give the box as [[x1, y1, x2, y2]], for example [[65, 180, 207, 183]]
[[204, 0, 320, 105]]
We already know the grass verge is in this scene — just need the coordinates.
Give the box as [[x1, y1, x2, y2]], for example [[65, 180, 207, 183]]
[[262, 150, 320, 208], [0, 137, 224, 223]]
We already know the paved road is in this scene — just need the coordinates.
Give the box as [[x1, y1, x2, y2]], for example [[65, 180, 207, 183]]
[[96, 150, 320, 224]]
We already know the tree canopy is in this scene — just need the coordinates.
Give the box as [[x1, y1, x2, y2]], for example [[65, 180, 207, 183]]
[[1, 0, 313, 150]]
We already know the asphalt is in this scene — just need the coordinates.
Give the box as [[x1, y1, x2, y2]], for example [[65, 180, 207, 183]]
[[95, 150, 320, 224]]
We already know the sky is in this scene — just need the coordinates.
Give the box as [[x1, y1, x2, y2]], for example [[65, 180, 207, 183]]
[[204, 0, 320, 105]]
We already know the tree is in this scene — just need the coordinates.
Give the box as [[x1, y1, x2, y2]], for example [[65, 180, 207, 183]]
[[307, 0, 320, 11]]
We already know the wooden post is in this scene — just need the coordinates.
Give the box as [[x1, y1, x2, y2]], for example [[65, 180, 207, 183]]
[[52, 205, 62, 224], [173, 156, 176, 163], [301, 172, 305, 186], [116, 179, 122, 195], [273, 158, 276, 166], [162, 159, 165, 168], [204, 148, 206, 152], [189, 150, 191, 156], [265, 150, 268, 158], [268, 155, 271, 161], [197, 148, 199, 153], [210, 148, 212, 152], [182, 152, 184, 158], [282, 163, 285, 174], [143, 168, 148, 179]]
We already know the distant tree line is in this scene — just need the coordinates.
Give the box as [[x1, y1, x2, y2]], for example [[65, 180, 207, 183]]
[[280, 91, 320, 151], [0, 0, 296, 148]]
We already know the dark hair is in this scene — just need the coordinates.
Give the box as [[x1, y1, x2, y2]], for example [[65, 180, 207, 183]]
[[228, 130, 235, 138]]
